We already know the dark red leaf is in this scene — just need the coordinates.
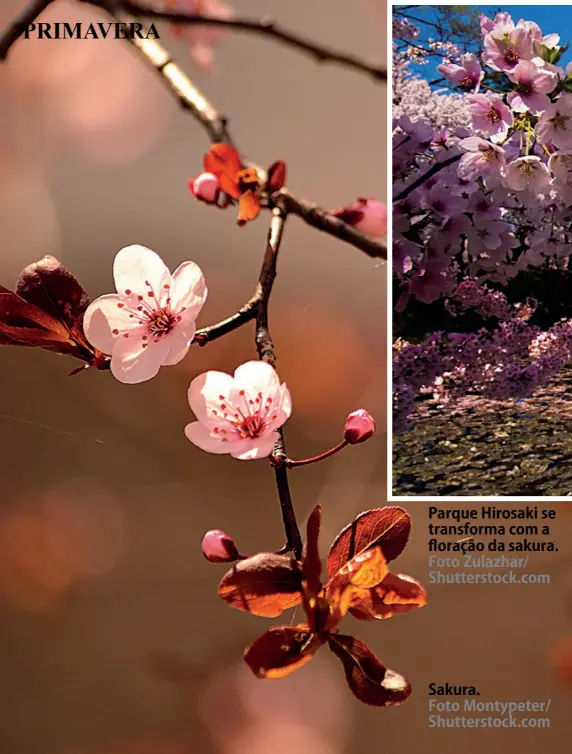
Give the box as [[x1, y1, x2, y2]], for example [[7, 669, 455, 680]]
[[16, 256, 90, 332], [349, 572, 427, 621], [266, 160, 287, 192], [327, 507, 411, 577], [218, 552, 302, 617], [0, 292, 76, 352], [302, 504, 322, 595], [328, 634, 411, 707], [244, 625, 322, 679], [324, 548, 388, 632]]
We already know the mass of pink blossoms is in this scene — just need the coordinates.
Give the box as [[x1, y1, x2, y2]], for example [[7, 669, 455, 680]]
[[393, 10, 572, 432]]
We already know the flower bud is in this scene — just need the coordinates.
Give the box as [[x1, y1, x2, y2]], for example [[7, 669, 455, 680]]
[[201, 529, 239, 563], [188, 172, 221, 204], [332, 198, 387, 238], [343, 409, 376, 444]]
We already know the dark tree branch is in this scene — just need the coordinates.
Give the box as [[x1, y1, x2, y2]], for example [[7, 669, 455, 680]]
[[193, 297, 258, 345], [276, 191, 387, 260], [95, 0, 386, 81], [393, 153, 462, 203], [252, 208, 303, 560], [0, 3, 384, 261], [0, 0, 52, 59]]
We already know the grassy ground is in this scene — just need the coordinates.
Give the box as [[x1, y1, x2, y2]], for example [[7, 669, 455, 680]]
[[392, 369, 572, 497]]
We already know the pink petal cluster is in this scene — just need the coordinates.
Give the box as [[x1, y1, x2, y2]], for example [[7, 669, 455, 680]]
[[457, 137, 506, 183], [482, 27, 534, 72], [437, 54, 484, 93], [84, 245, 207, 384], [503, 156, 551, 193], [536, 95, 572, 149], [466, 92, 513, 142], [506, 60, 557, 114], [185, 361, 292, 460]]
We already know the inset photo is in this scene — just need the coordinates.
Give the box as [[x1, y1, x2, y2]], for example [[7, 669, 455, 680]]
[[392, 4, 572, 498]]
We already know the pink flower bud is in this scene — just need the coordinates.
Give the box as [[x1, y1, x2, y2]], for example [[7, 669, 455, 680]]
[[201, 529, 239, 563], [188, 172, 221, 204], [343, 409, 376, 444], [331, 198, 387, 238]]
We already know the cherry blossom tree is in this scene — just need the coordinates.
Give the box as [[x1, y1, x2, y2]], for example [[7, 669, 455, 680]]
[[393, 8, 572, 434]]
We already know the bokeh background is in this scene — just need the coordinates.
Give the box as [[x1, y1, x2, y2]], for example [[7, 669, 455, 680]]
[[0, 1, 570, 753]]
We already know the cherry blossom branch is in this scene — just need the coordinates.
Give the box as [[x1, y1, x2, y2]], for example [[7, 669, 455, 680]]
[[0, 3, 386, 261], [392, 153, 462, 203], [92, 0, 387, 82]]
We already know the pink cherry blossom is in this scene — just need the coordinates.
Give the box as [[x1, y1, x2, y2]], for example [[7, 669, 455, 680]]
[[480, 12, 514, 37], [84, 245, 207, 384], [189, 171, 221, 203], [506, 60, 557, 114], [536, 95, 572, 148], [162, 0, 234, 71], [331, 198, 387, 237], [482, 27, 534, 72], [437, 54, 484, 92], [467, 92, 513, 141], [423, 184, 466, 219], [548, 149, 572, 179], [185, 361, 292, 460], [503, 156, 551, 193], [457, 137, 506, 182]]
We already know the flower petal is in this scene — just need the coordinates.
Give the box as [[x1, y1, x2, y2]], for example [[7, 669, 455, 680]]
[[267, 382, 292, 430], [110, 331, 170, 384], [233, 360, 281, 399], [83, 294, 137, 354], [170, 261, 208, 315], [184, 421, 244, 455], [113, 245, 171, 302], [162, 322, 196, 366], [187, 370, 236, 426], [229, 431, 279, 460]]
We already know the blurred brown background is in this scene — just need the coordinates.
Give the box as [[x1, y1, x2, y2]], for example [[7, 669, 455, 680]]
[[0, 1, 570, 754]]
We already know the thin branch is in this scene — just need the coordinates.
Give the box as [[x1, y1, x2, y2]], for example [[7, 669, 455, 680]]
[[255, 207, 286, 365], [0, 4, 383, 261], [252, 207, 303, 559], [393, 153, 462, 203], [276, 191, 387, 260], [95, 0, 386, 82], [0, 0, 52, 59], [193, 296, 258, 345], [272, 443, 303, 560]]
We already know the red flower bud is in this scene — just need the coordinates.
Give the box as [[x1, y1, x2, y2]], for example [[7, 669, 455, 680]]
[[188, 172, 221, 204], [343, 409, 376, 444], [201, 529, 239, 563]]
